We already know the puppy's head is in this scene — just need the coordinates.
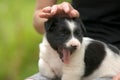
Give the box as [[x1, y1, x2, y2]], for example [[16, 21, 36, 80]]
[[45, 17, 85, 64]]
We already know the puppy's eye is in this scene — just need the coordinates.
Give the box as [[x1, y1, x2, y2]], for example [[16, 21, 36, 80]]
[[60, 30, 69, 36], [60, 33, 65, 36], [74, 30, 81, 36]]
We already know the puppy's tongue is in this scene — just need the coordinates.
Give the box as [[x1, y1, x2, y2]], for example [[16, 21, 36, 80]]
[[62, 49, 70, 64]]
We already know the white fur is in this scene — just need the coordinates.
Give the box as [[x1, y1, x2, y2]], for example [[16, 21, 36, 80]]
[[65, 19, 81, 50], [83, 44, 120, 80], [65, 19, 76, 34], [39, 36, 120, 80], [66, 36, 81, 49], [62, 38, 87, 80], [39, 19, 120, 80], [39, 36, 63, 78]]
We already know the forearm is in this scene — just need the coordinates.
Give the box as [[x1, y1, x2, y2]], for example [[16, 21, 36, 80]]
[[33, 10, 47, 34], [33, 0, 57, 34]]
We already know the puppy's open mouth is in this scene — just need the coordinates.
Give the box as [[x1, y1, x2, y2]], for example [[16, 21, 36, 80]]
[[58, 47, 76, 64], [61, 49, 71, 64]]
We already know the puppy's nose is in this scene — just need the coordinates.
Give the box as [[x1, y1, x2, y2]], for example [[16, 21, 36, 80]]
[[71, 45, 77, 50], [70, 45, 77, 52]]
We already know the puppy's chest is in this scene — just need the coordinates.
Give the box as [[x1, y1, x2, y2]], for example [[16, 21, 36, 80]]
[[40, 43, 63, 76], [48, 54, 63, 76]]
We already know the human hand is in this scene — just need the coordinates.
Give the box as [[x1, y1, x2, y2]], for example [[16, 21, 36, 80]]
[[39, 2, 80, 19], [113, 73, 120, 80]]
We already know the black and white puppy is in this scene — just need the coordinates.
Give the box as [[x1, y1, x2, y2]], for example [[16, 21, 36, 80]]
[[38, 17, 120, 80]]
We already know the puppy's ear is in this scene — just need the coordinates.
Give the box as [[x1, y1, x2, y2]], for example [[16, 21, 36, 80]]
[[44, 17, 57, 32], [74, 18, 86, 33], [79, 19, 86, 33]]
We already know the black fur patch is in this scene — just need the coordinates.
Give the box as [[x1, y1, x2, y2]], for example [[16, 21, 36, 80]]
[[84, 41, 106, 77], [45, 17, 71, 51], [45, 17, 84, 53]]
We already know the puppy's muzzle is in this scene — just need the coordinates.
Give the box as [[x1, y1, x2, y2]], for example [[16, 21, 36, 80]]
[[68, 45, 77, 53], [58, 45, 77, 59]]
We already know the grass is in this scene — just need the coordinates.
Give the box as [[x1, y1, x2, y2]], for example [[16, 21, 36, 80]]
[[0, 0, 71, 80]]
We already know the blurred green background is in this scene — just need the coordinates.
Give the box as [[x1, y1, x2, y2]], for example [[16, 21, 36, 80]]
[[0, 0, 70, 80]]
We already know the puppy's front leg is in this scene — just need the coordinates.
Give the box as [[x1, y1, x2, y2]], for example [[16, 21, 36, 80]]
[[62, 64, 84, 80], [39, 58, 55, 79]]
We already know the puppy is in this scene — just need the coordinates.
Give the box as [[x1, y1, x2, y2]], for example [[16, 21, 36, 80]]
[[38, 17, 120, 80]]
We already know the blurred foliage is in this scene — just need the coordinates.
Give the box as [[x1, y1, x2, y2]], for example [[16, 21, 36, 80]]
[[0, 0, 41, 80], [57, 0, 71, 3], [0, 0, 71, 80]]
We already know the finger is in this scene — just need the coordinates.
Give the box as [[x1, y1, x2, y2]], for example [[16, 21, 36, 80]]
[[70, 10, 80, 18], [113, 74, 120, 80], [39, 13, 52, 18], [61, 2, 79, 18], [42, 6, 51, 13], [62, 2, 71, 13], [113, 77, 118, 80], [51, 5, 58, 15]]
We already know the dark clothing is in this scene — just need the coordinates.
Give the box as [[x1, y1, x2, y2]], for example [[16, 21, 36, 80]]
[[72, 0, 120, 49]]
